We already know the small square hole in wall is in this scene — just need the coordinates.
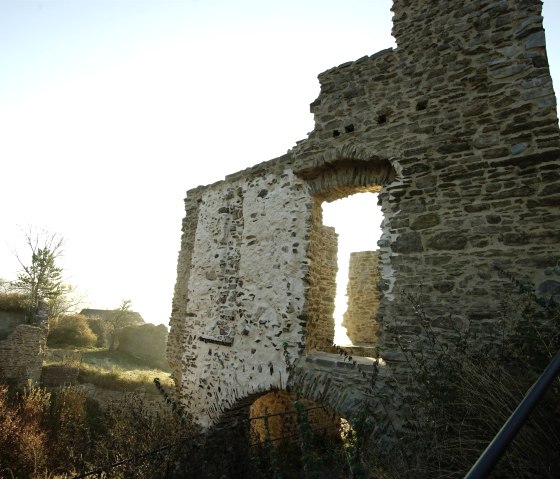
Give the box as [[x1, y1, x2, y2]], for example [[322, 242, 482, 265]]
[[344, 124, 355, 133], [416, 99, 428, 111], [333, 129, 341, 137], [377, 114, 387, 125]]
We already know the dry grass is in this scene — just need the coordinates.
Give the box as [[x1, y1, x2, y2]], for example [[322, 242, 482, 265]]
[[77, 363, 173, 393], [45, 347, 174, 394]]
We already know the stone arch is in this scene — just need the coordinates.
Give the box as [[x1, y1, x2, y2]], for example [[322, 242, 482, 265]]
[[213, 387, 341, 444], [297, 154, 397, 354]]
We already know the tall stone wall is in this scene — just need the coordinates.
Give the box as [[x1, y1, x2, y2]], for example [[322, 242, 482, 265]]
[[168, 0, 559, 431], [293, 0, 559, 363], [342, 250, 380, 345]]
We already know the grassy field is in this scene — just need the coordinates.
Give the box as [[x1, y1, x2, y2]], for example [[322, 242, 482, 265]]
[[45, 347, 174, 393]]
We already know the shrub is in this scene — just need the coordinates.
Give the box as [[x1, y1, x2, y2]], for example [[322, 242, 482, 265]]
[[0, 381, 191, 478], [86, 317, 109, 347], [0, 292, 28, 312], [0, 383, 51, 479], [47, 314, 97, 348]]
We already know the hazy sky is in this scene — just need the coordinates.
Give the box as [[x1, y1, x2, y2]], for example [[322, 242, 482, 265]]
[[1, 1, 558, 327]]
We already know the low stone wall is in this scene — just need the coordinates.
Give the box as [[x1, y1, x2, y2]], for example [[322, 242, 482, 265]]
[[41, 364, 79, 387]]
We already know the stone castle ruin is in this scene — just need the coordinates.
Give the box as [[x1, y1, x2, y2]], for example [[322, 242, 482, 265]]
[[168, 0, 559, 434]]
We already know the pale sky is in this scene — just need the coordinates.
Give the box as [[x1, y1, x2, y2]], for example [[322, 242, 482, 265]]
[[1, 1, 558, 328]]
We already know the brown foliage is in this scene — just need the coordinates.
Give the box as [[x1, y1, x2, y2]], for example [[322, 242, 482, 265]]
[[0, 292, 28, 312], [47, 314, 97, 348]]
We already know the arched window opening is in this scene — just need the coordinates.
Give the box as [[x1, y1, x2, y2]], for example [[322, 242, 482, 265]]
[[300, 157, 393, 355], [322, 192, 382, 346]]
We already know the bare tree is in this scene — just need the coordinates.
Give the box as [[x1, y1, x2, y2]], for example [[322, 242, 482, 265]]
[[106, 299, 143, 350], [46, 283, 87, 320]]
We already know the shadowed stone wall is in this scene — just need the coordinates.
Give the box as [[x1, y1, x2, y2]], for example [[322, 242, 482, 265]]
[[168, 0, 559, 433]]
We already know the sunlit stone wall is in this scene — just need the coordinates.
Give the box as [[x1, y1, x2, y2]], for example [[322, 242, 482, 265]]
[[342, 250, 380, 345], [303, 213, 338, 354]]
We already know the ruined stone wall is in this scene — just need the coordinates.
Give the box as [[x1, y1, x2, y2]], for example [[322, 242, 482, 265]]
[[169, 0, 559, 431], [342, 250, 380, 345], [0, 324, 47, 386], [167, 186, 203, 388], [40, 364, 79, 387], [292, 0, 559, 364], [304, 213, 338, 353]]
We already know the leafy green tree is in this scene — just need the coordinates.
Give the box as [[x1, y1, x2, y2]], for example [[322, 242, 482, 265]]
[[13, 230, 66, 322]]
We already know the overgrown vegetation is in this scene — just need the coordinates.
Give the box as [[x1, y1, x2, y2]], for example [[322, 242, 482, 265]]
[[386, 272, 560, 478], [0, 272, 558, 478], [0, 381, 187, 478]]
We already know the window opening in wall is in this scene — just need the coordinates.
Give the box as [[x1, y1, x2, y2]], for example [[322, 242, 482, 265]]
[[322, 192, 382, 346]]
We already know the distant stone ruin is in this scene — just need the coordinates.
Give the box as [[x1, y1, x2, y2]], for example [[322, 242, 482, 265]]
[[168, 0, 559, 435]]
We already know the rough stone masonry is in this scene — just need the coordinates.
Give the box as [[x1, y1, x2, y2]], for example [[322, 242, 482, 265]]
[[168, 0, 559, 432]]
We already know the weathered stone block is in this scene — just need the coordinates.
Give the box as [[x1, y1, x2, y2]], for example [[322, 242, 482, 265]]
[[393, 232, 424, 254], [426, 232, 468, 250], [410, 213, 441, 230]]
